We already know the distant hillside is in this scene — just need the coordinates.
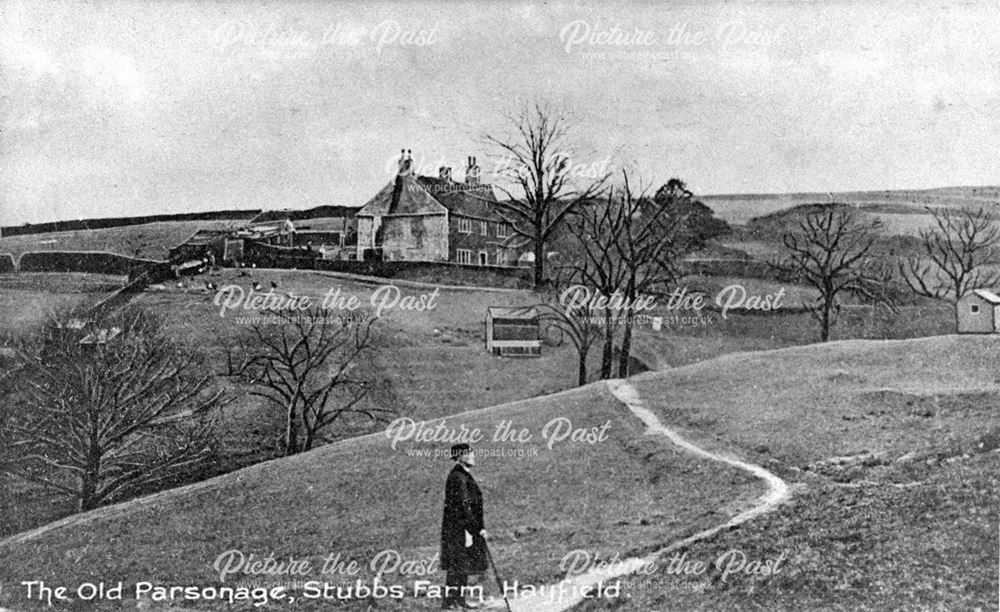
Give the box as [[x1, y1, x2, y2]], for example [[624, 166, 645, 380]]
[[1, 210, 260, 238], [702, 186, 1000, 226], [250, 205, 361, 223], [0, 220, 241, 260], [739, 198, 1000, 241]]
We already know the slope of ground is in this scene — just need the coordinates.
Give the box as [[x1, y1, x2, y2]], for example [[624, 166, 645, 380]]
[[631, 303, 953, 369], [0, 220, 241, 261], [0, 268, 596, 536], [578, 450, 999, 611], [702, 186, 1000, 226], [137, 267, 589, 423], [568, 334, 1000, 611], [0, 273, 124, 332], [0, 384, 761, 611], [628, 334, 1000, 465], [2, 323, 996, 610]]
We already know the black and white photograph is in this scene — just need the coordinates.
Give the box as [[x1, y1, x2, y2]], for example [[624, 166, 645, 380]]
[[1, 1, 998, 610]]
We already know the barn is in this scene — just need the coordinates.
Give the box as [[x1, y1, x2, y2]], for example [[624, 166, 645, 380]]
[[168, 229, 228, 264], [956, 289, 1000, 333]]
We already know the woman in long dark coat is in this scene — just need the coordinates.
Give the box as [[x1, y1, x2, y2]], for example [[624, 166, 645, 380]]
[[440, 443, 487, 609]]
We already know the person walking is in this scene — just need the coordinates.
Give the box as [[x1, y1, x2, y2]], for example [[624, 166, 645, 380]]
[[440, 443, 488, 610]]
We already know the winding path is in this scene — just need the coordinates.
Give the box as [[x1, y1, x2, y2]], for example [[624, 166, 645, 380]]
[[487, 379, 790, 612]]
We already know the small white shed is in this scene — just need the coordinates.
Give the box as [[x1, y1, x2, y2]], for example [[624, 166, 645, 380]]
[[956, 289, 1000, 333], [485, 307, 541, 357]]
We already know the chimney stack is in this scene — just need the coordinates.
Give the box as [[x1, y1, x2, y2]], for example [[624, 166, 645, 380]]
[[397, 148, 413, 177], [465, 156, 480, 186]]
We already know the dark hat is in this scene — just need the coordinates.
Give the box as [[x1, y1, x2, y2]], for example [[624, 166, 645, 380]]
[[450, 443, 472, 460]]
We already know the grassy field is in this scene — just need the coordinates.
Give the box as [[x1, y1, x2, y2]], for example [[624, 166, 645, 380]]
[[577, 452, 998, 611], [702, 186, 1000, 226], [138, 267, 593, 422], [0, 268, 604, 536], [574, 335, 1000, 611], [0, 267, 957, 535], [633, 302, 953, 369], [629, 335, 1000, 466], [0, 273, 125, 333], [0, 220, 241, 261], [1, 333, 996, 611], [0, 384, 761, 612]]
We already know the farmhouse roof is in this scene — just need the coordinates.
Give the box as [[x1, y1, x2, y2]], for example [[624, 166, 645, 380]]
[[358, 175, 502, 221], [971, 289, 1000, 304], [180, 229, 228, 246], [359, 178, 448, 217], [416, 176, 500, 219]]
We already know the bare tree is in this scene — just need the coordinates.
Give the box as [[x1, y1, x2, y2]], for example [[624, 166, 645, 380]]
[[561, 190, 630, 379], [2, 309, 221, 512], [773, 205, 895, 342], [0, 343, 17, 483], [485, 101, 608, 289], [537, 268, 604, 386], [244, 309, 390, 455], [216, 327, 263, 378], [562, 171, 690, 378], [899, 207, 1000, 319], [614, 177, 690, 376]]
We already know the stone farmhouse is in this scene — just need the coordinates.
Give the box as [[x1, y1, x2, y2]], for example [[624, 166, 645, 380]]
[[356, 151, 521, 265]]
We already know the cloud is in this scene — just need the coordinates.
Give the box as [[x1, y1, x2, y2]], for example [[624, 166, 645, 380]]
[[79, 45, 147, 107], [1, 39, 60, 82], [1, 34, 148, 136]]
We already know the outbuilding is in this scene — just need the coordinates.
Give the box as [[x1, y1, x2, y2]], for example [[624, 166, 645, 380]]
[[956, 289, 1000, 333], [485, 307, 541, 357]]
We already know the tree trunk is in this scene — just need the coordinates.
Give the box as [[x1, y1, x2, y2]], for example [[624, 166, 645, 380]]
[[285, 403, 299, 455], [618, 308, 634, 378], [79, 442, 101, 511], [79, 480, 98, 512], [820, 300, 832, 342], [577, 347, 588, 386], [532, 237, 545, 291], [601, 311, 615, 379]]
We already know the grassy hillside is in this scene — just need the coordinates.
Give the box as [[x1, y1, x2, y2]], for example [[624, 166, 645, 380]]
[[0, 273, 124, 332], [0, 220, 242, 261], [2, 335, 997, 610], [702, 186, 1000, 226], [0, 268, 602, 536], [577, 335, 1000, 611], [136, 268, 592, 423], [629, 334, 1000, 465], [0, 384, 760, 611]]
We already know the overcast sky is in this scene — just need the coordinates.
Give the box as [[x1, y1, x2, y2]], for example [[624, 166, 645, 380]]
[[3, 1, 999, 225]]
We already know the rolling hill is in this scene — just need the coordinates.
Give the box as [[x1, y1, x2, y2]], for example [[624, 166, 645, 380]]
[[0, 334, 996, 610], [702, 186, 1000, 226]]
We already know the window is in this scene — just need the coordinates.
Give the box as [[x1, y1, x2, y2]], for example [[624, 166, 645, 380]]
[[480, 221, 488, 235], [496, 223, 508, 238], [971, 304, 980, 314], [456, 249, 473, 265], [479, 251, 488, 266], [458, 218, 472, 233]]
